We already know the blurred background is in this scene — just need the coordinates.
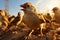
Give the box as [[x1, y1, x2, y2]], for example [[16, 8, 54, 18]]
[[0, 0, 60, 16]]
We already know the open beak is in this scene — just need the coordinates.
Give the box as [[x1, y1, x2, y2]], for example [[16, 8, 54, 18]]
[[20, 5, 24, 7], [20, 8, 25, 11], [20, 5, 25, 11]]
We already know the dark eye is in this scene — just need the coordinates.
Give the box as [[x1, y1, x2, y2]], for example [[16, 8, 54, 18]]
[[27, 5, 29, 7]]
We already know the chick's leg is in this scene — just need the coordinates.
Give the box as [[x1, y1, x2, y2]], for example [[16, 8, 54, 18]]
[[28, 29, 34, 37]]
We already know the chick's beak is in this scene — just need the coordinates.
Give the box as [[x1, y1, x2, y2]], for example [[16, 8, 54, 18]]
[[20, 5, 25, 11], [20, 5, 24, 7], [20, 8, 25, 11]]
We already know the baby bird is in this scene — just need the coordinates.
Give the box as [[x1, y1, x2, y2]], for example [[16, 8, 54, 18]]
[[20, 2, 45, 36], [52, 7, 60, 26], [20, 2, 45, 29]]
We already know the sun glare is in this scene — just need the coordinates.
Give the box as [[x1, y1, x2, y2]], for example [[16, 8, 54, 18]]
[[47, 0, 60, 11]]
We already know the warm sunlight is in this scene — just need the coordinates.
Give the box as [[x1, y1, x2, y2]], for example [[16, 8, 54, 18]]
[[47, 0, 60, 11], [0, 0, 60, 40]]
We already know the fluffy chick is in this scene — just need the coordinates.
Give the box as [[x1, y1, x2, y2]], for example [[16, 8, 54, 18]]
[[20, 2, 45, 36], [20, 2, 44, 29], [52, 7, 60, 26]]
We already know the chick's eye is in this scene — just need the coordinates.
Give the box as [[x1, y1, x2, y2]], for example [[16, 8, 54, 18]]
[[27, 5, 29, 7]]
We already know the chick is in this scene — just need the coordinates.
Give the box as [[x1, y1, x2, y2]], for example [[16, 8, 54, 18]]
[[52, 7, 60, 26], [20, 2, 45, 36], [45, 13, 52, 23]]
